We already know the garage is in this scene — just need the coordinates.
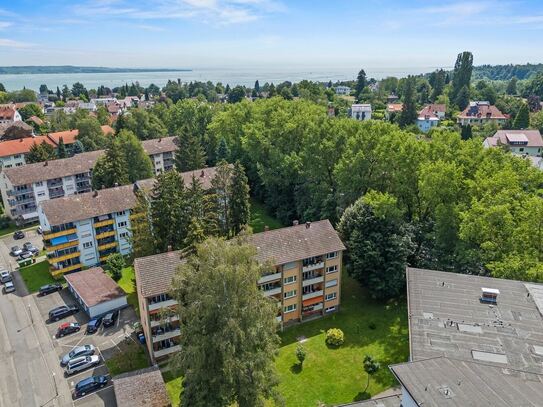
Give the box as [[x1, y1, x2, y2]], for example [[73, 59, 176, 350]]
[[64, 267, 127, 318]]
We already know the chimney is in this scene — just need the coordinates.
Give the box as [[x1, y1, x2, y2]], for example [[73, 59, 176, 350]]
[[44, 161, 48, 166], [293, 220, 299, 226], [93, 190, 98, 197], [305, 221, 311, 229], [167, 245, 173, 252], [264, 225, 270, 232], [200, 170, 205, 177], [114, 183, 119, 187]]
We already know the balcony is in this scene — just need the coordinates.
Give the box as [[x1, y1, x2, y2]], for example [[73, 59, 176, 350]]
[[48, 251, 80, 264], [258, 272, 282, 284], [49, 190, 65, 199], [46, 239, 78, 251], [94, 219, 114, 228], [149, 299, 178, 312], [152, 328, 181, 343], [153, 345, 181, 358], [44, 228, 77, 240], [302, 275, 324, 287], [50, 263, 81, 276], [302, 261, 324, 273], [262, 287, 281, 297], [150, 315, 179, 328], [98, 241, 117, 251], [95, 230, 115, 240], [302, 290, 324, 301]]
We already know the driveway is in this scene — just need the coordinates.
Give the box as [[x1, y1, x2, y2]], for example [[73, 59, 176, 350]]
[[0, 228, 44, 271]]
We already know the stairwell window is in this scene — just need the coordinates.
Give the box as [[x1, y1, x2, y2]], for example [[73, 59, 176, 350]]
[[284, 275, 297, 285], [326, 251, 337, 260], [325, 292, 337, 301], [325, 279, 338, 288], [284, 304, 297, 313], [326, 265, 338, 274], [284, 290, 296, 299], [117, 221, 127, 228]]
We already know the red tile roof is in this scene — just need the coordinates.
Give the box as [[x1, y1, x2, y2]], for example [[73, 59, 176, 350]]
[[387, 103, 403, 112], [458, 102, 506, 119], [0, 136, 56, 158], [0, 106, 17, 121], [64, 267, 126, 307], [46, 125, 113, 145], [418, 104, 446, 119]]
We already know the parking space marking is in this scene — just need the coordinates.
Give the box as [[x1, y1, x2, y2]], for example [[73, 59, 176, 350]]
[[64, 362, 106, 381], [72, 384, 114, 403]]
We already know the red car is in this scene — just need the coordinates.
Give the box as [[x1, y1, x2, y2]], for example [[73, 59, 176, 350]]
[[57, 322, 81, 337]]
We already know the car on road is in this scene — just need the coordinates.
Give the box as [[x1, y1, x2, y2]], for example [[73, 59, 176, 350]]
[[3, 281, 15, 293], [48, 305, 78, 322], [37, 226, 43, 234], [13, 230, 25, 240], [61, 344, 96, 366], [10, 246, 22, 256], [23, 242, 39, 255], [56, 322, 81, 337], [65, 355, 100, 376], [73, 375, 109, 398], [38, 283, 62, 296], [0, 270, 12, 283], [86, 317, 102, 334], [103, 310, 119, 328]]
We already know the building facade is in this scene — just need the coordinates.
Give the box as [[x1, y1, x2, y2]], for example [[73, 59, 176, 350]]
[[350, 104, 372, 121], [0, 106, 22, 124], [416, 104, 446, 133], [141, 137, 178, 175], [457, 101, 507, 126], [483, 129, 543, 157]]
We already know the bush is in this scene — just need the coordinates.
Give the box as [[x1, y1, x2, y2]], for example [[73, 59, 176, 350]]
[[106, 253, 125, 281], [325, 328, 345, 347], [368, 321, 377, 330]]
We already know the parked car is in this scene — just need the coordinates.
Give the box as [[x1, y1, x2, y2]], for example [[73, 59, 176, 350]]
[[23, 242, 39, 254], [0, 270, 12, 283], [61, 344, 96, 366], [73, 375, 109, 398], [37, 226, 43, 235], [65, 355, 100, 376], [86, 317, 102, 334], [38, 283, 62, 297], [103, 310, 119, 328], [48, 305, 78, 322], [57, 322, 81, 337], [10, 246, 22, 256], [13, 230, 25, 240], [18, 251, 33, 260], [3, 281, 15, 293]]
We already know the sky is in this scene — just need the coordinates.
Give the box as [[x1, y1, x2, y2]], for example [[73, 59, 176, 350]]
[[1, 0, 543, 70]]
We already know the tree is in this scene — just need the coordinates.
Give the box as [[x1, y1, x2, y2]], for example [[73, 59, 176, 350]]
[[451, 51, 473, 108], [338, 191, 413, 299], [172, 237, 280, 407], [254, 80, 260, 94], [26, 142, 57, 163], [76, 117, 108, 151], [506, 77, 518, 95], [56, 86, 61, 99], [96, 106, 110, 125], [72, 140, 84, 155], [175, 127, 206, 172], [57, 137, 67, 159], [39, 84, 48, 94], [183, 216, 206, 255], [215, 137, 230, 162], [363, 355, 380, 392], [295, 344, 306, 368], [512, 103, 530, 129], [130, 191, 156, 258], [91, 140, 129, 189], [0, 83, 5, 92], [430, 69, 446, 101], [71, 82, 87, 97], [229, 162, 250, 236], [19, 103, 44, 121], [116, 130, 154, 182], [398, 76, 417, 128], [211, 161, 232, 236], [228, 86, 246, 103], [460, 125, 472, 140], [455, 85, 470, 111], [355, 69, 367, 101], [105, 253, 125, 281]]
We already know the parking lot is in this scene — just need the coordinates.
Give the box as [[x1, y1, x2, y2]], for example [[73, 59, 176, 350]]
[[0, 228, 44, 271]]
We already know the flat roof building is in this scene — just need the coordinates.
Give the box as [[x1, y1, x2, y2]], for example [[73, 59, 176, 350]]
[[113, 365, 171, 407]]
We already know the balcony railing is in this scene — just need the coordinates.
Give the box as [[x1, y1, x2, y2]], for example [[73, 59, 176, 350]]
[[98, 241, 117, 251], [149, 299, 178, 312], [302, 275, 324, 287], [302, 290, 324, 301], [262, 287, 281, 297], [46, 239, 78, 251], [150, 315, 179, 328], [44, 228, 77, 240], [302, 261, 325, 273], [152, 328, 181, 343], [94, 219, 114, 228], [48, 251, 80, 264], [96, 230, 116, 240], [153, 345, 181, 358], [258, 272, 282, 284], [50, 263, 82, 276]]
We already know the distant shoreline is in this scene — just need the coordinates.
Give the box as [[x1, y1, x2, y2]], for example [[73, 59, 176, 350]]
[[0, 66, 192, 75]]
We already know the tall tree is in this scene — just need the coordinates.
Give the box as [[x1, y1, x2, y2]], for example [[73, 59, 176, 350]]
[[211, 161, 232, 236], [72, 140, 84, 155], [172, 237, 280, 407], [116, 130, 154, 182], [215, 137, 230, 162], [506, 77, 518, 95], [57, 137, 67, 159], [398, 76, 417, 128], [254, 80, 260, 94], [355, 69, 367, 101], [228, 86, 246, 103], [512, 103, 530, 129], [175, 126, 206, 172], [229, 162, 251, 236], [130, 191, 156, 258], [76, 117, 108, 151], [183, 216, 206, 256], [451, 51, 474, 108], [91, 140, 129, 189], [26, 142, 57, 164], [455, 85, 470, 111]]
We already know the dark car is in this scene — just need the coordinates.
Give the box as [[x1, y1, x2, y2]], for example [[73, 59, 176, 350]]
[[38, 283, 62, 297], [103, 310, 119, 328], [86, 317, 102, 334], [74, 375, 109, 398], [13, 230, 25, 240], [57, 322, 81, 337], [23, 242, 39, 254], [48, 305, 78, 322]]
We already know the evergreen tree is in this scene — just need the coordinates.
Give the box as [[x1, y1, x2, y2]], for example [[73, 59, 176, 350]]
[[0, 83, 5, 92], [130, 191, 156, 258], [91, 140, 129, 189], [229, 162, 250, 236], [355, 69, 367, 101], [451, 51, 474, 108], [211, 162, 232, 236], [460, 125, 473, 140], [56, 86, 61, 99], [268, 83, 276, 97], [183, 216, 206, 255], [430, 69, 446, 102], [116, 130, 154, 182], [115, 112, 128, 133], [26, 142, 57, 163], [57, 137, 67, 159], [187, 175, 219, 237], [215, 138, 230, 162], [455, 85, 470, 111], [506, 77, 518, 95], [77, 117, 108, 151], [72, 140, 84, 155], [513, 103, 530, 129], [175, 126, 206, 172], [398, 76, 417, 128], [254, 80, 260, 94]]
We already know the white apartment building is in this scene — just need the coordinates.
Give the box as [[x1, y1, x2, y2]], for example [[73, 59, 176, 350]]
[[141, 137, 178, 175], [350, 104, 372, 121], [483, 130, 543, 157]]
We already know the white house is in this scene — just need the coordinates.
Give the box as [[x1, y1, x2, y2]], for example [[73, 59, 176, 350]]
[[416, 104, 446, 133], [457, 101, 507, 126], [334, 86, 351, 95], [350, 104, 372, 121], [483, 130, 543, 157]]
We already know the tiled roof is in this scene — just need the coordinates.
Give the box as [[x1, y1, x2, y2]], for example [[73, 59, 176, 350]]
[[418, 104, 446, 119], [113, 366, 171, 407], [386, 103, 403, 112], [3, 150, 103, 186], [490, 130, 543, 148], [0, 121, 34, 138], [28, 115, 44, 126], [0, 106, 17, 120], [458, 101, 506, 119], [134, 250, 185, 298], [135, 166, 223, 194], [247, 219, 345, 265], [0, 136, 56, 158], [141, 136, 178, 155], [64, 267, 125, 307], [46, 125, 113, 145], [40, 183, 138, 225]]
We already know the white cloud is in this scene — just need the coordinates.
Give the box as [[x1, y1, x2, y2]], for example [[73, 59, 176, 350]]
[[0, 22, 12, 30], [418, 2, 491, 16], [0, 38, 33, 48]]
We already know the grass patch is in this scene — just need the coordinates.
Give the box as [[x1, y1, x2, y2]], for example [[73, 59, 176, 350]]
[[0, 222, 17, 238], [19, 260, 63, 293], [105, 339, 149, 376], [118, 266, 139, 315], [162, 371, 183, 407], [249, 198, 283, 233]]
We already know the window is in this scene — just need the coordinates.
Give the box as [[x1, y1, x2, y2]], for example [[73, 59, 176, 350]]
[[119, 231, 130, 239], [83, 242, 93, 249], [81, 232, 91, 238], [325, 292, 337, 301], [326, 265, 338, 274], [117, 221, 127, 228], [325, 306, 336, 313], [116, 211, 125, 216], [519, 147, 525, 152], [283, 261, 297, 270], [35, 181, 43, 187], [326, 251, 337, 260], [37, 192, 45, 197], [284, 304, 297, 313], [325, 279, 338, 288], [284, 276, 297, 285], [14, 154, 21, 159], [15, 163, 23, 167], [284, 290, 296, 299]]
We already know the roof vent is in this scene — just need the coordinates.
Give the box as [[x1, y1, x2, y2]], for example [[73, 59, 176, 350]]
[[305, 221, 311, 229], [200, 170, 205, 177], [93, 190, 98, 197], [480, 287, 500, 304]]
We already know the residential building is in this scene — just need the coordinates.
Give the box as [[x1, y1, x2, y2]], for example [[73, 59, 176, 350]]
[[92, 97, 118, 106], [334, 86, 351, 95], [134, 250, 184, 363], [77, 101, 97, 112], [113, 366, 171, 407], [0, 136, 57, 168], [39, 184, 137, 276], [483, 129, 543, 157], [0, 121, 34, 140], [141, 137, 178, 175], [0, 150, 102, 224], [64, 267, 127, 318], [416, 104, 446, 132], [0, 105, 22, 124], [385, 103, 403, 120], [350, 104, 372, 121], [45, 125, 113, 151], [386, 94, 399, 104], [457, 101, 507, 126]]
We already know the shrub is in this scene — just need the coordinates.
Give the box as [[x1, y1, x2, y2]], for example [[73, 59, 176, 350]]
[[325, 328, 345, 347], [106, 253, 125, 281], [296, 344, 306, 367], [368, 321, 377, 330]]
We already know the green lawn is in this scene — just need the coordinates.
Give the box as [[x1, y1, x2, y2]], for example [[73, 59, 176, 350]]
[[19, 260, 63, 293], [0, 222, 18, 238], [249, 198, 283, 233], [163, 371, 183, 407], [105, 339, 149, 376], [118, 266, 139, 315]]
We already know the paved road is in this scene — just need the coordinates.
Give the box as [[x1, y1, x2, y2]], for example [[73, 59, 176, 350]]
[[0, 228, 73, 407]]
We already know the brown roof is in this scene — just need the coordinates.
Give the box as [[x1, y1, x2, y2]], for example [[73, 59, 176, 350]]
[[387, 103, 403, 112], [458, 102, 506, 119], [64, 267, 125, 307], [41, 183, 138, 225], [491, 129, 543, 148], [28, 115, 44, 126], [46, 125, 113, 145], [248, 219, 345, 265], [0, 106, 17, 120], [134, 250, 185, 298], [113, 366, 171, 407], [141, 136, 178, 155], [0, 121, 34, 138], [135, 166, 223, 194], [418, 104, 446, 118], [3, 150, 103, 186], [0, 136, 56, 158]]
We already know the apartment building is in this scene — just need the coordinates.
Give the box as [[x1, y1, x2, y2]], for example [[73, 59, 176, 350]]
[[141, 137, 178, 175], [248, 220, 345, 326], [484, 129, 543, 157], [38, 184, 137, 277], [0, 136, 57, 168]]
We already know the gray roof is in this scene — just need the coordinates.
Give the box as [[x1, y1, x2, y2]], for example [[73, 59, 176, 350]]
[[135, 166, 222, 194], [391, 357, 543, 407], [337, 395, 401, 407], [113, 365, 171, 407], [3, 150, 103, 186], [407, 267, 543, 374], [493, 129, 543, 147], [134, 250, 185, 298], [64, 267, 125, 307], [141, 136, 178, 155], [247, 220, 345, 265], [41, 184, 137, 225]]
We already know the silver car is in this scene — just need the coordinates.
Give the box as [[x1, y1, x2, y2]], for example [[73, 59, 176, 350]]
[[61, 345, 96, 366], [0, 270, 11, 283], [3, 281, 15, 293], [65, 355, 100, 376]]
